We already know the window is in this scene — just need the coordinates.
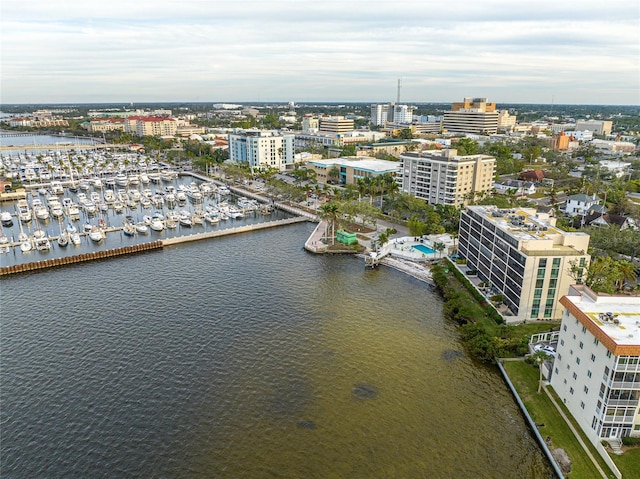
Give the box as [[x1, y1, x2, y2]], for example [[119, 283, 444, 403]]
[[561, 339, 565, 346], [570, 387, 574, 395], [591, 354, 596, 362], [607, 351, 612, 358], [555, 368, 559, 375], [594, 338, 599, 346], [563, 325, 567, 332], [577, 358, 581, 365], [582, 326, 587, 334], [558, 354, 562, 361], [587, 370, 592, 378], [572, 372, 577, 380], [604, 366, 610, 377], [581, 401, 585, 409], [584, 386, 589, 394], [580, 341, 584, 349]]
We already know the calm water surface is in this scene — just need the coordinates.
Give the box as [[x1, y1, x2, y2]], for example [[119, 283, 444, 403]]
[[0, 224, 551, 478]]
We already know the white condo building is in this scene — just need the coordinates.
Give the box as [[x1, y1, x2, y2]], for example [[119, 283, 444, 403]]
[[228, 130, 295, 171], [457, 206, 590, 323], [551, 286, 640, 443]]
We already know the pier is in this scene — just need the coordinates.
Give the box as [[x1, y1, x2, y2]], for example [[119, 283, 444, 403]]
[[0, 217, 309, 276]]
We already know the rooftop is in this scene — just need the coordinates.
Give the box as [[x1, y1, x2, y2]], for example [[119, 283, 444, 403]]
[[308, 156, 400, 173], [468, 205, 585, 242], [561, 286, 640, 353]]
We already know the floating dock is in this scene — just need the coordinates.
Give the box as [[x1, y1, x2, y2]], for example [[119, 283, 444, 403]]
[[0, 217, 309, 276]]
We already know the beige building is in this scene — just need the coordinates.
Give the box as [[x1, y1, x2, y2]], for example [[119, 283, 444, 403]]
[[458, 205, 590, 323], [399, 149, 496, 207], [125, 116, 177, 137], [444, 97, 500, 134], [575, 120, 613, 136], [318, 116, 354, 134], [87, 118, 126, 133], [306, 156, 399, 185]]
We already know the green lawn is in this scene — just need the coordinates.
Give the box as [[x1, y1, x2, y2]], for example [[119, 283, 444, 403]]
[[503, 361, 616, 479], [611, 447, 640, 479]]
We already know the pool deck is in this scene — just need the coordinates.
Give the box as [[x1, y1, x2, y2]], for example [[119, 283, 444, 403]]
[[382, 236, 442, 262]]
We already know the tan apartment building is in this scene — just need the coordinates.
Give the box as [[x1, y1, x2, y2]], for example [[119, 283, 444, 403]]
[[87, 118, 126, 133], [125, 116, 177, 137], [458, 206, 590, 323], [399, 149, 496, 207]]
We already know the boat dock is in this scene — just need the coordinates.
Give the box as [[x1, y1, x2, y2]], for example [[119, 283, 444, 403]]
[[0, 217, 309, 276]]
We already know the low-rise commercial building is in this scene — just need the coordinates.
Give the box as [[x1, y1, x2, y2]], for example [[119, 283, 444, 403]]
[[575, 120, 613, 136], [551, 285, 640, 443], [306, 156, 399, 185], [457, 206, 590, 323]]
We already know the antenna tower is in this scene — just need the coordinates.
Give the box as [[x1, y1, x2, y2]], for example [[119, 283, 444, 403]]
[[397, 78, 402, 104]]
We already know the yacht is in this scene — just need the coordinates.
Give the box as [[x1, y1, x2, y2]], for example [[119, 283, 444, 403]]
[[123, 222, 136, 236], [89, 226, 104, 243], [17, 199, 32, 223], [50, 180, 64, 195], [1, 211, 14, 227]]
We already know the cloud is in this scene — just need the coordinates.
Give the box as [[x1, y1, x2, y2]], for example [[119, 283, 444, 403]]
[[1, 0, 638, 104]]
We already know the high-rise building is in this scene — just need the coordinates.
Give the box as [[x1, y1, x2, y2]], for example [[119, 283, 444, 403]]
[[443, 97, 500, 134], [228, 130, 295, 171], [370, 103, 392, 126], [457, 206, 590, 323], [393, 104, 415, 124], [318, 116, 355, 134], [551, 285, 640, 444], [399, 149, 496, 207]]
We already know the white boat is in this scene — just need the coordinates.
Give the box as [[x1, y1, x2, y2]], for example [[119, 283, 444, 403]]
[[178, 214, 192, 227], [115, 173, 129, 187], [71, 232, 81, 245], [84, 221, 94, 232], [50, 180, 64, 195], [68, 204, 80, 220], [1, 211, 14, 227], [17, 199, 32, 223], [140, 197, 151, 209], [89, 226, 104, 242], [123, 222, 136, 236], [103, 189, 116, 203], [135, 223, 149, 234], [34, 233, 51, 251], [176, 191, 187, 203], [139, 174, 150, 184], [191, 214, 203, 226], [92, 177, 103, 189], [20, 239, 32, 253], [57, 231, 69, 247], [113, 200, 124, 213], [150, 219, 165, 231], [66, 222, 77, 234]]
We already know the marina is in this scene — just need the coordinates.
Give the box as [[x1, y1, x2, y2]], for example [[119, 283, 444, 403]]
[[0, 149, 296, 270]]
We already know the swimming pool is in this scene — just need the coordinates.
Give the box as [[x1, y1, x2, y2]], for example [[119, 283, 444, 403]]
[[412, 244, 436, 255]]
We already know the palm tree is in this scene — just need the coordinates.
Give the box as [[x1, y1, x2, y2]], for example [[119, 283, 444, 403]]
[[433, 241, 446, 259], [318, 202, 340, 245]]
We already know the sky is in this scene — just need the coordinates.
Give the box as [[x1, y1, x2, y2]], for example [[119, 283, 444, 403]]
[[1, 0, 639, 105]]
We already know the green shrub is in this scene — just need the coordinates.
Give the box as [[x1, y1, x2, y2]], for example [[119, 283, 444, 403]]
[[622, 436, 639, 447]]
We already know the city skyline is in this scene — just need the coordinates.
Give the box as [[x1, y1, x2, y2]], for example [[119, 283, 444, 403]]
[[1, 0, 638, 105]]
